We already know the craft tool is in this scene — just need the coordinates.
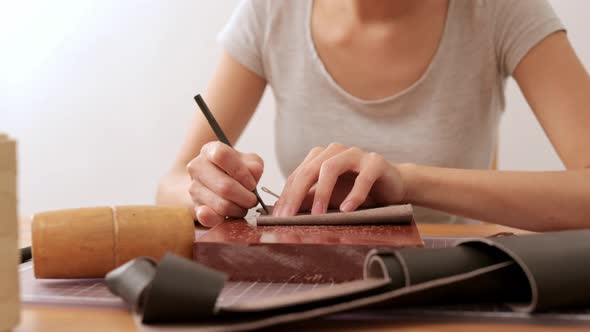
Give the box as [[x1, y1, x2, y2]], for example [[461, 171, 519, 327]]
[[194, 94, 269, 214]]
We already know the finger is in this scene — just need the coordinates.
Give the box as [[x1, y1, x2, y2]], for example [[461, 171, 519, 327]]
[[273, 146, 324, 216], [340, 153, 385, 212], [189, 178, 248, 217], [195, 205, 224, 228], [202, 141, 257, 191], [186, 157, 199, 180], [276, 143, 348, 217], [188, 178, 229, 227], [197, 159, 258, 208], [242, 152, 264, 167], [242, 153, 264, 182], [299, 187, 316, 212], [292, 146, 326, 175], [312, 148, 363, 214]]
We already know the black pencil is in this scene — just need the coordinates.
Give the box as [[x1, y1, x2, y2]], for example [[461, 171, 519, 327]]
[[194, 94, 269, 214]]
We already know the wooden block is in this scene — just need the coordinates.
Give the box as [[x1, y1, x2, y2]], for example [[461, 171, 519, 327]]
[[194, 218, 423, 283], [0, 135, 16, 172], [0, 236, 19, 302], [0, 170, 17, 194], [0, 133, 19, 330], [0, 193, 17, 236]]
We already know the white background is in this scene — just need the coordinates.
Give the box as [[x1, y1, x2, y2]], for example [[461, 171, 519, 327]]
[[1, 1, 587, 216]]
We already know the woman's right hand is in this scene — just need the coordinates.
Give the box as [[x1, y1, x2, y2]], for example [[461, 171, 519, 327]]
[[187, 141, 264, 227]]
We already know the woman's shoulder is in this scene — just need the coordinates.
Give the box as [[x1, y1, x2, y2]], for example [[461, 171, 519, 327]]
[[454, 0, 558, 23], [460, 0, 563, 76], [465, 0, 559, 24], [218, 0, 310, 79], [227, 0, 309, 44], [243, 0, 310, 49], [244, 0, 307, 24]]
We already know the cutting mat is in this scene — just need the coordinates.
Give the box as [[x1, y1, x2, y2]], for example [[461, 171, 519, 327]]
[[20, 237, 590, 323]]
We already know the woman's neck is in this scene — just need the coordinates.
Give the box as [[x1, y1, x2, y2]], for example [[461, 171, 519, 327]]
[[334, 0, 422, 23]]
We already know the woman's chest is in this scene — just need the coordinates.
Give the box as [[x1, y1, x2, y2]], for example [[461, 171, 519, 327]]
[[309, 1, 448, 101], [313, 40, 436, 100]]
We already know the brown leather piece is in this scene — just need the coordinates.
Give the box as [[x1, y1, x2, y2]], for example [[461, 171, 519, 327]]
[[256, 205, 413, 226], [193, 217, 423, 283]]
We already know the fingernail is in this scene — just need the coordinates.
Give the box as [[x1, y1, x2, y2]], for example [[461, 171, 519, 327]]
[[340, 200, 355, 212], [312, 201, 324, 215], [195, 207, 203, 221]]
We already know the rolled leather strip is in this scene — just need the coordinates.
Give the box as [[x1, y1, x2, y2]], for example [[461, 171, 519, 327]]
[[256, 205, 413, 226], [105, 257, 156, 311], [462, 229, 590, 312], [364, 245, 531, 308], [142, 254, 227, 323], [106, 253, 227, 324]]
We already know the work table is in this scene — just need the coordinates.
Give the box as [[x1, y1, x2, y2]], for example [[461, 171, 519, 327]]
[[17, 218, 588, 332]]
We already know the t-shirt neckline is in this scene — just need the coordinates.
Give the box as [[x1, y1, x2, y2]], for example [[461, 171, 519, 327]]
[[305, 0, 455, 105]]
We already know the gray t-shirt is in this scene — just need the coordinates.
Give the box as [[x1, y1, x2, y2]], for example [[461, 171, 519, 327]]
[[218, 0, 564, 224]]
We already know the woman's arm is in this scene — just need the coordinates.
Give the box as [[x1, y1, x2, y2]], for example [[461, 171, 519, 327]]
[[402, 31, 590, 231], [401, 165, 590, 231], [274, 32, 590, 231], [156, 52, 266, 215]]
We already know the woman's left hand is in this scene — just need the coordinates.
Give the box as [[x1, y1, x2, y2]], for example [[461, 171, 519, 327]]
[[272, 143, 408, 217]]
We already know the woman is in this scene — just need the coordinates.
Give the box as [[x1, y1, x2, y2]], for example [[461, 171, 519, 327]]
[[157, 0, 590, 231]]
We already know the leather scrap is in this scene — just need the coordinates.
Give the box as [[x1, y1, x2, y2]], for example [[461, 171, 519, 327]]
[[256, 205, 413, 226], [106, 254, 227, 324], [106, 229, 590, 331], [461, 230, 590, 312]]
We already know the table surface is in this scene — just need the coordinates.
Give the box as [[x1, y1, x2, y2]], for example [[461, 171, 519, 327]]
[[14, 218, 588, 332]]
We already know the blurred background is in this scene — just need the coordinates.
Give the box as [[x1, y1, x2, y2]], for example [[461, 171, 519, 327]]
[[1, 1, 588, 216]]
